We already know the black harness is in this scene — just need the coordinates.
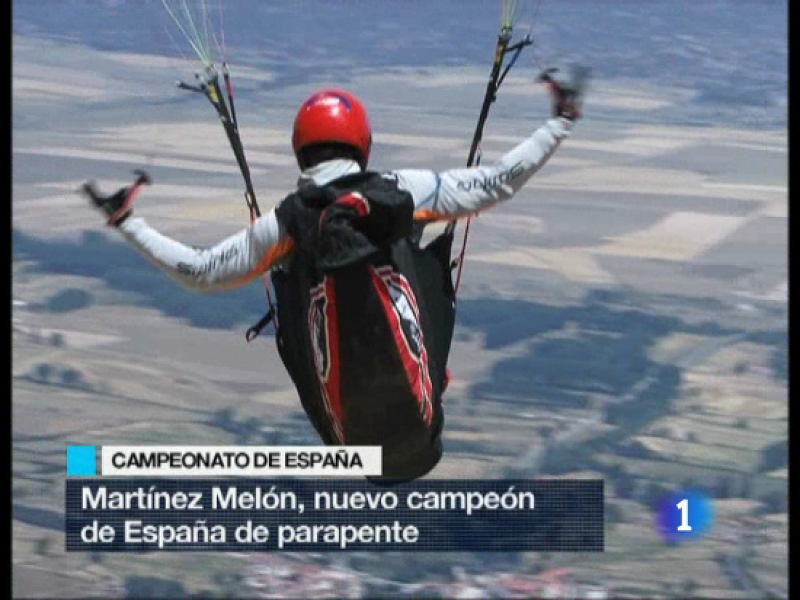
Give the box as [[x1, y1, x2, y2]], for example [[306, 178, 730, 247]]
[[271, 172, 456, 482]]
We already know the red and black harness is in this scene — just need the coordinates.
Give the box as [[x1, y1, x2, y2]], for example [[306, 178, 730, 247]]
[[270, 172, 456, 482]]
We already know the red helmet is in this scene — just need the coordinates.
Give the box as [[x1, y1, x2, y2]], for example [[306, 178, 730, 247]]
[[292, 89, 372, 170]]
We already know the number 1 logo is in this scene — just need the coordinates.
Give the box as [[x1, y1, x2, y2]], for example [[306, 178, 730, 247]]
[[656, 490, 713, 543]]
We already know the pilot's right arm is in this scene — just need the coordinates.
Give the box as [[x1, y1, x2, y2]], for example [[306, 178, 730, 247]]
[[389, 116, 572, 222]]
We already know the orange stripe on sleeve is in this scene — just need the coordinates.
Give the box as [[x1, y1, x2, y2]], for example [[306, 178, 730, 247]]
[[413, 208, 481, 223], [413, 208, 450, 223], [230, 237, 296, 287]]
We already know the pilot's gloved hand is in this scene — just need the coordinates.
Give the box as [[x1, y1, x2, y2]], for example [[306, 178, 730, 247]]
[[81, 169, 151, 227], [538, 65, 591, 121]]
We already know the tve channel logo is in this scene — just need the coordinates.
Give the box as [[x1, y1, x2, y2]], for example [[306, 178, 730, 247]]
[[656, 490, 714, 543]]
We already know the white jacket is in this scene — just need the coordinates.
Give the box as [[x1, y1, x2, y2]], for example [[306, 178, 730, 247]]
[[119, 116, 572, 290]]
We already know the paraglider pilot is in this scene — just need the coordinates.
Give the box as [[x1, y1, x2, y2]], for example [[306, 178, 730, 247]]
[[83, 66, 589, 482]]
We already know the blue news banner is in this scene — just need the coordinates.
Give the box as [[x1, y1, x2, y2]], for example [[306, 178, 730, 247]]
[[66, 479, 604, 552]]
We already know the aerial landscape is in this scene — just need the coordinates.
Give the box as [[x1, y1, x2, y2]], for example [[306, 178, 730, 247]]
[[13, 1, 786, 598]]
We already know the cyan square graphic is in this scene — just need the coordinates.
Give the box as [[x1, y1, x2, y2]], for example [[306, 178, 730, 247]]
[[67, 446, 97, 476]]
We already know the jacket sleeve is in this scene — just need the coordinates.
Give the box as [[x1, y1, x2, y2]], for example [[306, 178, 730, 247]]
[[117, 208, 294, 292], [391, 116, 572, 222]]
